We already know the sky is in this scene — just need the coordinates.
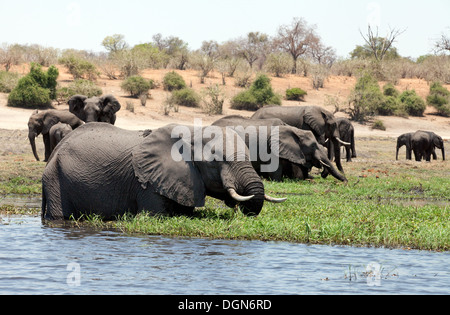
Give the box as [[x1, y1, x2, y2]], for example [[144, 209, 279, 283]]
[[1, 0, 449, 59]]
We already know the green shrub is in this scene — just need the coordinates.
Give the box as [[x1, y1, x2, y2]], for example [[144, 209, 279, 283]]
[[0, 71, 20, 93], [286, 87, 307, 101], [378, 95, 400, 116], [8, 76, 51, 108], [7, 63, 58, 108], [163, 71, 186, 91], [121, 75, 151, 97], [371, 119, 386, 131], [59, 55, 99, 80], [383, 83, 400, 97], [427, 81, 450, 116], [56, 79, 103, 104], [399, 90, 426, 116], [231, 74, 281, 111], [171, 88, 200, 107], [230, 90, 258, 110], [347, 73, 384, 121]]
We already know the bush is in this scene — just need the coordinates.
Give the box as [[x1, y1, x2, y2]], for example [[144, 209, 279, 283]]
[[383, 83, 400, 97], [202, 84, 224, 115], [399, 90, 426, 116], [371, 119, 386, 131], [230, 90, 259, 111], [427, 81, 450, 116], [0, 71, 19, 93], [7, 63, 58, 108], [55, 79, 103, 104], [8, 76, 51, 108], [231, 74, 281, 111], [171, 88, 200, 107], [163, 71, 186, 91], [347, 73, 384, 121], [286, 87, 307, 101], [378, 95, 400, 116], [59, 55, 99, 80], [121, 75, 151, 97]]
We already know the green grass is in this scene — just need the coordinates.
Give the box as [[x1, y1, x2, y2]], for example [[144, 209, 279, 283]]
[[1, 138, 449, 251]]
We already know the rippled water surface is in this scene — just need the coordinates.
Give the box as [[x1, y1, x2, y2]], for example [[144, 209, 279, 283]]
[[0, 216, 448, 294]]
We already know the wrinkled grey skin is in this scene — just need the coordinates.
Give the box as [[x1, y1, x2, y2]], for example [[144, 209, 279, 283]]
[[27, 109, 84, 162], [68, 95, 121, 124], [335, 118, 356, 162], [49, 122, 72, 153], [212, 116, 347, 182], [251, 105, 346, 173], [42, 123, 283, 220], [411, 130, 445, 162], [396, 132, 414, 160]]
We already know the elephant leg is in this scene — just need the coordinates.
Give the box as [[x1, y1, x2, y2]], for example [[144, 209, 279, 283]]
[[345, 146, 352, 162], [43, 134, 51, 162]]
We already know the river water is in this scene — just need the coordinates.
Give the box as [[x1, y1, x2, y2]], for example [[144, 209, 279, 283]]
[[0, 215, 448, 295]]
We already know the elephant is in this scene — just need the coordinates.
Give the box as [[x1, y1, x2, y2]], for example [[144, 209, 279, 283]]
[[27, 109, 84, 162], [396, 132, 414, 160], [49, 122, 72, 153], [212, 116, 347, 182], [251, 105, 350, 173], [411, 131, 445, 162], [335, 117, 356, 162], [41, 122, 286, 220], [68, 94, 121, 124]]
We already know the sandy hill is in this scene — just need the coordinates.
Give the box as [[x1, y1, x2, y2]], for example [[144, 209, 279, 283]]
[[1, 66, 449, 139]]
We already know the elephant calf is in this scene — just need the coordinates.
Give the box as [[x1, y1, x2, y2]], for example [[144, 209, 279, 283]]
[[49, 122, 72, 153]]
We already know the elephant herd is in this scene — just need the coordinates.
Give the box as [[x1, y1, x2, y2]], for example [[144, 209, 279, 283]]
[[26, 95, 445, 221], [396, 131, 445, 162]]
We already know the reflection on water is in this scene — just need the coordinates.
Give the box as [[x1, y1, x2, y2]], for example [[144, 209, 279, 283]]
[[0, 216, 449, 294]]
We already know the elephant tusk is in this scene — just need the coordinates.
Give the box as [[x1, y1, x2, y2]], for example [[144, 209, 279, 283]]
[[264, 194, 287, 203], [227, 188, 254, 202], [324, 138, 329, 143], [336, 138, 351, 146], [319, 159, 331, 169]]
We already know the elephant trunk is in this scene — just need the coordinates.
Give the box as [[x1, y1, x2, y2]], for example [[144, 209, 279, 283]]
[[226, 162, 265, 216], [442, 145, 445, 161], [317, 152, 347, 182], [396, 144, 400, 160], [29, 133, 40, 161]]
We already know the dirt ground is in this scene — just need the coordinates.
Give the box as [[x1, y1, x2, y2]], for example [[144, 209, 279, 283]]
[[1, 66, 450, 148]]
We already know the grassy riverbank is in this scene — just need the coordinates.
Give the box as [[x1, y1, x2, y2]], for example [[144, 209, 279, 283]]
[[1, 137, 449, 251]]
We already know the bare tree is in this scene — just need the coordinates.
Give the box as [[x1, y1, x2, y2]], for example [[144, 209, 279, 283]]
[[435, 33, 450, 54], [238, 32, 269, 69], [275, 17, 319, 74], [359, 25, 406, 61], [0, 43, 23, 71]]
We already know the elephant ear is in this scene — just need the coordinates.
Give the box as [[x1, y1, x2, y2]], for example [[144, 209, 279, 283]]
[[42, 112, 61, 135], [271, 126, 306, 165], [131, 124, 205, 208], [68, 95, 87, 115], [100, 95, 121, 114], [303, 107, 326, 140], [432, 134, 443, 148]]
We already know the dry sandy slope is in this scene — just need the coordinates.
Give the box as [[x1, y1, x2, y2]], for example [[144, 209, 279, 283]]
[[1, 67, 449, 139]]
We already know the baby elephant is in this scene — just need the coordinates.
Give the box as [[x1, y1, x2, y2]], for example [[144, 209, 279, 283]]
[[49, 123, 73, 153]]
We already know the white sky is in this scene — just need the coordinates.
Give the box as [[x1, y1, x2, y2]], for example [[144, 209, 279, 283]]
[[1, 0, 449, 58]]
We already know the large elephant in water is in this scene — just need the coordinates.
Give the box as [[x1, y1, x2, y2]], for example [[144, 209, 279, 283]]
[[27, 109, 84, 162], [212, 115, 347, 182], [42, 123, 285, 220], [411, 130, 445, 162], [251, 106, 350, 173]]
